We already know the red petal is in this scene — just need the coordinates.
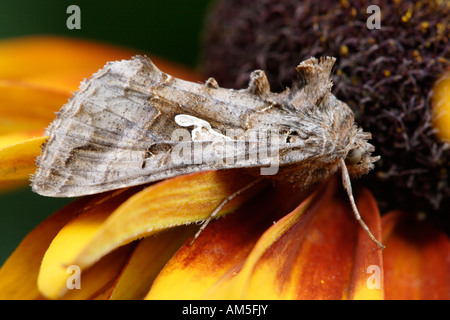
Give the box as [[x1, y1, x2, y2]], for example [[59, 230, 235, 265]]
[[382, 210, 450, 300], [233, 177, 384, 299]]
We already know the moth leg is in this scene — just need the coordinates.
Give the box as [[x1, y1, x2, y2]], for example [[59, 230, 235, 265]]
[[189, 177, 265, 246], [340, 159, 385, 249]]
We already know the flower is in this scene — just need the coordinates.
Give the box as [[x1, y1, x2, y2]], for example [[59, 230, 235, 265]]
[[203, 0, 450, 299], [203, 0, 450, 221], [0, 36, 448, 300]]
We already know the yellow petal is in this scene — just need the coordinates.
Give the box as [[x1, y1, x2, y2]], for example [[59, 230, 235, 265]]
[[0, 134, 47, 180], [59, 245, 133, 300], [212, 177, 384, 300], [146, 183, 310, 299], [432, 70, 450, 142], [0, 130, 44, 148], [108, 226, 197, 300], [71, 170, 263, 272], [38, 170, 261, 298], [37, 189, 137, 299], [0, 196, 93, 299]]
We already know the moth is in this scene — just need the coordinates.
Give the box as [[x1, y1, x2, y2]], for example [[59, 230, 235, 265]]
[[31, 55, 383, 248]]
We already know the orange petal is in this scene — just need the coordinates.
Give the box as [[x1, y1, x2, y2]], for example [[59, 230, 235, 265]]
[[215, 177, 383, 300], [0, 134, 47, 180], [382, 210, 450, 300], [0, 36, 134, 86], [0, 195, 93, 299], [0, 179, 30, 193], [146, 183, 311, 299], [0, 36, 202, 134], [0, 36, 202, 92], [0, 36, 133, 133], [108, 226, 197, 300], [0, 80, 71, 134]]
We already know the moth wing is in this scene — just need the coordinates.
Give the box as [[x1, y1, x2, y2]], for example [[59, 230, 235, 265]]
[[31, 56, 266, 197]]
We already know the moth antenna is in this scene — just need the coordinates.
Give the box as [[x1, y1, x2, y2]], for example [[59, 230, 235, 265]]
[[189, 177, 265, 246], [340, 159, 385, 249]]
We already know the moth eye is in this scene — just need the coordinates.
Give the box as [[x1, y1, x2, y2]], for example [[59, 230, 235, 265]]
[[346, 148, 362, 164]]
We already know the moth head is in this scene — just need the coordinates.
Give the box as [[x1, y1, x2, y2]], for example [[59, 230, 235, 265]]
[[344, 128, 380, 178]]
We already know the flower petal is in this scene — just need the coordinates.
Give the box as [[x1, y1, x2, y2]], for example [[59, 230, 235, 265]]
[[382, 210, 450, 300], [0, 35, 202, 92], [0, 36, 134, 87], [432, 70, 450, 142], [108, 226, 197, 300], [37, 188, 138, 299], [145, 183, 311, 299], [213, 177, 384, 299], [0, 130, 44, 148], [0, 195, 93, 299], [0, 180, 30, 193], [38, 170, 262, 298], [71, 170, 264, 272], [0, 134, 47, 180], [59, 245, 133, 300], [0, 80, 71, 134], [0, 36, 202, 135]]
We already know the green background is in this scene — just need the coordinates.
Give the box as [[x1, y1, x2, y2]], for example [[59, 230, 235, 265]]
[[0, 0, 214, 265]]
